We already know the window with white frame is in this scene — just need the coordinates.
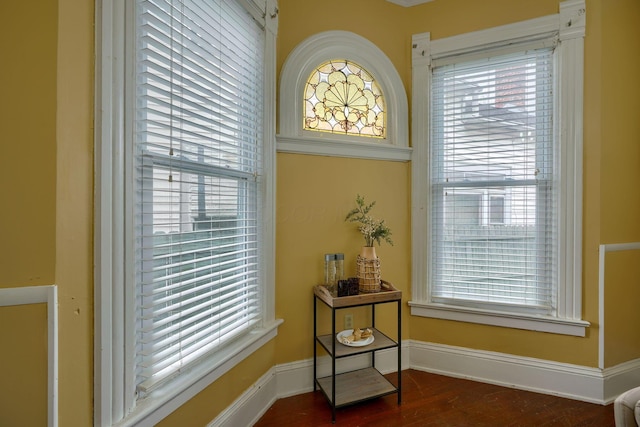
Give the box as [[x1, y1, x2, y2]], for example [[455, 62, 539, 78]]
[[278, 31, 410, 161], [410, 0, 589, 336], [95, 0, 280, 425]]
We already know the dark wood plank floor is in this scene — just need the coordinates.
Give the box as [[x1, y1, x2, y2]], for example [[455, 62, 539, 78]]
[[254, 369, 614, 426]]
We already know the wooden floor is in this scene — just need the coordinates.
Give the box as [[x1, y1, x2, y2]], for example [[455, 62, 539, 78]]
[[254, 369, 615, 426]]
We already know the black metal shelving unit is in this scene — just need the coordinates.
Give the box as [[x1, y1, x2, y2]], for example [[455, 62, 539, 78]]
[[313, 281, 402, 423]]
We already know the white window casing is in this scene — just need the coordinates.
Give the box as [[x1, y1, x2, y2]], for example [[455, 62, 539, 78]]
[[409, 0, 589, 337], [278, 30, 411, 161]]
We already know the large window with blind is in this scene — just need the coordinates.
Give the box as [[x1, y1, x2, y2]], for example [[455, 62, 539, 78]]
[[134, 0, 264, 395], [410, 1, 589, 336], [95, 0, 279, 425]]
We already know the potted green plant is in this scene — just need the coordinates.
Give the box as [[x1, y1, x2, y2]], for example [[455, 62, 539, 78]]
[[345, 195, 393, 292]]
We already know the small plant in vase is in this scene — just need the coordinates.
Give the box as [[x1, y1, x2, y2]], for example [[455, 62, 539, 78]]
[[345, 195, 393, 292]]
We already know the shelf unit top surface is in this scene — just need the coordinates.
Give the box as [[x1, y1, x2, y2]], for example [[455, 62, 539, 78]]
[[314, 280, 402, 308]]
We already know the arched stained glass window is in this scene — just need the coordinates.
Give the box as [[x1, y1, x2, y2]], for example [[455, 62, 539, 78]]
[[304, 60, 386, 138]]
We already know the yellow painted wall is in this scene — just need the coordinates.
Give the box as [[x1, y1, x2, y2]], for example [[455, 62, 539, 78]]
[[56, 0, 95, 423], [605, 250, 640, 366], [0, 0, 57, 287], [600, 0, 640, 243], [277, 1, 409, 89], [157, 340, 277, 427], [274, 0, 635, 369], [2, 0, 639, 426], [276, 154, 411, 363], [275, 0, 412, 369], [0, 0, 57, 425], [0, 304, 48, 426], [598, 0, 640, 367]]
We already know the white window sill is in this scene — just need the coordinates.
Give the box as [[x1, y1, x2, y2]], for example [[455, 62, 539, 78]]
[[409, 301, 589, 337], [276, 134, 412, 162], [115, 319, 283, 427]]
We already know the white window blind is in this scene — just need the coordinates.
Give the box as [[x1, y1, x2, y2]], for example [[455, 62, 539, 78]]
[[430, 46, 557, 312], [134, 0, 265, 393]]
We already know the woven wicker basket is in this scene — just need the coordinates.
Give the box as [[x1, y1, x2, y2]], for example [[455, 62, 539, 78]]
[[356, 254, 381, 293]]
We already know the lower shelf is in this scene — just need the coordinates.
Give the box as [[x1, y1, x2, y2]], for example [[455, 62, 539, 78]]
[[316, 367, 398, 407]]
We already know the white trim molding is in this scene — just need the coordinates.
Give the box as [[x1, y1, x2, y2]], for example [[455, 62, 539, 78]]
[[277, 30, 410, 161], [207, 367, 278, 427], [409, 341, 639, 405], [410, 31, 431, 304], [276, 135, 412, 162], [0, 285, 58, 427], [409, 302, 590, 337]]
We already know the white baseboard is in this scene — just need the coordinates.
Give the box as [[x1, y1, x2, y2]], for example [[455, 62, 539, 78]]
[[207, 367, 278, 427], [409, 340, 607, 402], [409, 340, 640, 405], [274, 359, 314, 399], [603, 358, 640, 403], [209, 340, 640, 426]]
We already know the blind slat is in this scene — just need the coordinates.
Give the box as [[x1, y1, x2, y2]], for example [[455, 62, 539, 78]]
[[430, 46, 556, 310], [139, 290, 260, 346], [140, 284, 260, 334], [143, 273, 258, 310], [134, 0, 264, 395]]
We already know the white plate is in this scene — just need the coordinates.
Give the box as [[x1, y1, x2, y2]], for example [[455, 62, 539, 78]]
[[336, 329, 375, 347]]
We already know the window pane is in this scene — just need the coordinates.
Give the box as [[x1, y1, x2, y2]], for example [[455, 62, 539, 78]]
[[489, 195, 505, 225], [430, 47, 556, 310]]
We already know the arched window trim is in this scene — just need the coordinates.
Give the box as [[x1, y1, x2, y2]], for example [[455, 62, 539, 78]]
[[278, 30, 411, 161]]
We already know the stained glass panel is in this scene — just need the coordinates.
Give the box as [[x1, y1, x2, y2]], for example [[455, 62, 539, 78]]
[[304, 60, 385, 138]]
